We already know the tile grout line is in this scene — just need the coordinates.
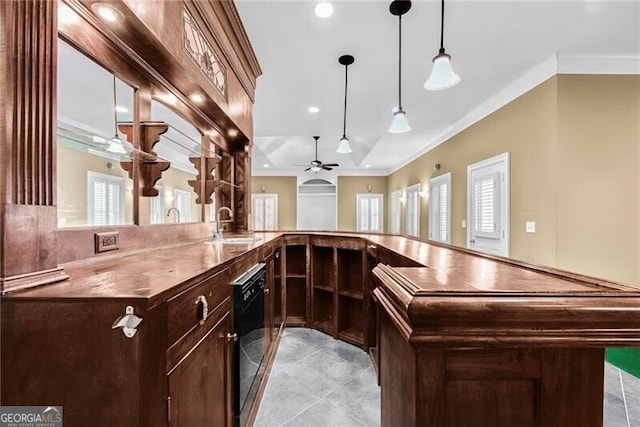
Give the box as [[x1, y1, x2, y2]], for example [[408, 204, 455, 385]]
[[327, 400, 367, 427], [618, 367, 631, 427]]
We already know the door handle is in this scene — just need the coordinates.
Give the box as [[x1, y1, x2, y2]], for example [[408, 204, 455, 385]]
[[469, 239, 475, 244]]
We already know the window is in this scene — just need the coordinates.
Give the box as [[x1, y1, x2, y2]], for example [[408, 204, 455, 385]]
[[151, 186, 166, 224], [406, 184, 420, 237], [87, 171, 125, 226], [356, 194, 383, 233], [429, 173, 451, 244], [174, 189, 192, 223], [252, 194, 278, 231], [391, 189, 401, 234], [472, 172, 501, 238]]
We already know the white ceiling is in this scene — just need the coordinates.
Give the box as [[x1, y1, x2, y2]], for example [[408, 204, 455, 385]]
[[235, 1, 640, 176]]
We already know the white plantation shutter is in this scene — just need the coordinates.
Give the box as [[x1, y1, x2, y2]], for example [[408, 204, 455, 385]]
[[391, 190, 401, 234], [429, 173, 451, 243], [88, 172, 124, 226], [174, 189, 192, 223], [472, 172, 500, 239], [252, 194, 278, 231], [406, 184, 420, 237], [356, 194, 383, 232]]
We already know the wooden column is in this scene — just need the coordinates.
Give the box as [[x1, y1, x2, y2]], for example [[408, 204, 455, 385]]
[[0, 0, 68, 293], [234, 146, 250, 231]]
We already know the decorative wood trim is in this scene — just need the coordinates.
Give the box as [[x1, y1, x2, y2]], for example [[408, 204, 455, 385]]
[[119, 122, 170, 197], [1, 267, 69, 295], [3, 0, 57, 206], [188, 157, 221, 204]]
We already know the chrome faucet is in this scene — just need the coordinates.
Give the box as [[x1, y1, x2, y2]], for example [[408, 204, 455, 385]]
[[167, 207, 180, 223], [213, 207, 234, 242]]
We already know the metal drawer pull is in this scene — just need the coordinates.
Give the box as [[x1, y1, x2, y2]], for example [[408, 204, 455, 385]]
[[196, 295, 209, 325], [226, 332, 238, 342], [112, 306, 143, 338], [264, 288, 270, 294]]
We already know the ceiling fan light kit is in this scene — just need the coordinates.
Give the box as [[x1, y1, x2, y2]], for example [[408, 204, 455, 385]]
[[425, 0, 461, 91], [337, 54, 354, 154], [389, 0, 412, 134], [303, 136, 339, 172]]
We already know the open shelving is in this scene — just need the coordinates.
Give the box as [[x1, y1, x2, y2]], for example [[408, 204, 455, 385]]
[[285, 244, 308, 326], [337, 249, 364, 300], [338, 295, 364, 346]]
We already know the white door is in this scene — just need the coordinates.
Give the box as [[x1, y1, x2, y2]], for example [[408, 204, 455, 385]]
[[252, 194, 278, 231], [467, 153, 510, 256], [356, 194, 384, 233]]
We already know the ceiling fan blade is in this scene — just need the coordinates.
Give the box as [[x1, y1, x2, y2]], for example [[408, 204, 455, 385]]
[[323, 163, 339, 167], [304, 167, 311, 171], [322, 165, 333, 171]]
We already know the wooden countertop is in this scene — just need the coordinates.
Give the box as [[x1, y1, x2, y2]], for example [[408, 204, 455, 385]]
[[5, 231, 639, 308]]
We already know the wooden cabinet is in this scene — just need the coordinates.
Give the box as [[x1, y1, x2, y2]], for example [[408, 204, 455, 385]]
[[2, 268, 234, 427], [168, 312, 232, 426], [311, 245, 336, 335]]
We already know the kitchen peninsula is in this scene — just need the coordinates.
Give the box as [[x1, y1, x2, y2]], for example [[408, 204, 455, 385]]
[[3, 232, 640, 427]]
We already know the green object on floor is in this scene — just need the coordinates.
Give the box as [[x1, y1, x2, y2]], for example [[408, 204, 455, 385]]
[[606, 348, 640, 378]]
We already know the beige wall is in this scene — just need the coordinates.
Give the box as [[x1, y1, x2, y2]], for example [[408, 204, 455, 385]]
[[251, 176, 297, 230], [57, 144, 134, 226], [250, 175, 388, 232], [156, 167, 201, 223], [387, 75, 640, 285], [337, 176, 388, 232]]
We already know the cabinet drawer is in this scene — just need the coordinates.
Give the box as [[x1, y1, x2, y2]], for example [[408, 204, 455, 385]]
[[167, 268, 231, 346]]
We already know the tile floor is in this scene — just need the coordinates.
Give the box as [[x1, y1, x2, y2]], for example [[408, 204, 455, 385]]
[[255, 327, 639, 427]]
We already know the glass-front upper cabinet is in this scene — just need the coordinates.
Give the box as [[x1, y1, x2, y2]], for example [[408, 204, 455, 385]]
[[57, 39, 134, 227], [150, 100, 202, 224]]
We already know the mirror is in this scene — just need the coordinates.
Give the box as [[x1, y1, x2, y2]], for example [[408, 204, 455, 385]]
[[150, 100, 202, 224], [57, 38, 134, 227]]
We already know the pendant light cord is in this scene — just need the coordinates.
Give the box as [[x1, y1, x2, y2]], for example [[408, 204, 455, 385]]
[[398, 14, 402, 109], [439, 0, 445, 53], [342, 64, 348, 138]]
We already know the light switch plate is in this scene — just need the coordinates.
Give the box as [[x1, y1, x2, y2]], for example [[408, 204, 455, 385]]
[[526, 221, 536, 233], [461, 220, 467, 229]]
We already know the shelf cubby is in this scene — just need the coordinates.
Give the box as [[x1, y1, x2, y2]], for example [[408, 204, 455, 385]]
[[337, 249, 364, 297], [312, 288, 334, 335], [286, 245, 307, 277], [338, 295, 364, 347], [285, 277, 307, 326], [312, 246, 335, 290]]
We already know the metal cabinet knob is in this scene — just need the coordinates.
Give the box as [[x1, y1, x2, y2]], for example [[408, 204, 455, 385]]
[[226, 332, 238, 342], [264, 288, 270, 294], [196, 295, 208, 325]]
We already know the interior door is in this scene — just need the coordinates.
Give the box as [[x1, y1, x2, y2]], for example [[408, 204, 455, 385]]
[[467, 153, 510, 256], [168, 312, 232, 427]]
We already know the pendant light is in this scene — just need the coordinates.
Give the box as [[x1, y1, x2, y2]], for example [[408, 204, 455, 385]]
[[424, 0, 460, 91], [337, 54, 354, 154], [107, 74, 126, 154], [389, 0, 411, 134]]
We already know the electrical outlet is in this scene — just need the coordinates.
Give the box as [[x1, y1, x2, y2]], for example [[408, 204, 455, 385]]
[[526, 221, 536, 234], [461, 220, 467, 229]]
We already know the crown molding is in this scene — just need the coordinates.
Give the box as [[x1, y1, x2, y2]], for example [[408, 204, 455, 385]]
[[388, 53, 640, 175], [557, 54, 640, 75]]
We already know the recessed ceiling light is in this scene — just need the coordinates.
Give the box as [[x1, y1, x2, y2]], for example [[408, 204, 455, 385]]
[[263, 164, 269, 168], [308, 106, 320, 114], [228, 129, 239, 137], [92, 3, 123, 23], [364, 164, 371, 168], [115, 105, 128, 113], [189, 93, 205, 103], [314, 2, 333, 18], [59, 3, 79, 24], [159, 93, 177, 105]]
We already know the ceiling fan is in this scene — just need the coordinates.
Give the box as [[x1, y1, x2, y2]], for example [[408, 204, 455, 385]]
[[297, 136, 339, 172]]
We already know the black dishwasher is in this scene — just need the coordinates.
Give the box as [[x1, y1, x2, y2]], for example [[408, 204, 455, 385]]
[[232, 263, 266, 427]]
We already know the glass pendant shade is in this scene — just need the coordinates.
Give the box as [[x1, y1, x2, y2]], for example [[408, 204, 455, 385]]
[[107, 136, 126, 154], [424, 52, 460, 91], [310, 166, 322, 172], [336, 136, 352, 154], [388, 109, 411, 133]]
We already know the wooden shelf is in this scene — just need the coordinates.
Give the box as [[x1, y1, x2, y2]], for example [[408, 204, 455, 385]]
[[338, 328, 364, 346], [369, 347, 378, 374], [339, 290, 363, 300], [286, 274, 307, 279], [314, 284, 334, 293], [312, 320, 333, 335], [285, 315, 306, 327]]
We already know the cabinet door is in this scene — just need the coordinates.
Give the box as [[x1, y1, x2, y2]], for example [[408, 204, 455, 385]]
[[168, 312, 232, 427], [265, 253, 275, 348]]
